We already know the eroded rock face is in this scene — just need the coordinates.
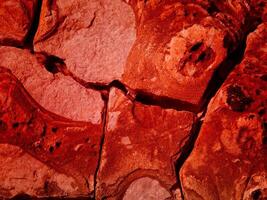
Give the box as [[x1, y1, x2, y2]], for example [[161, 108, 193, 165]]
[[123, 0, 257, 108], [96, 88, 196, 199], [0, 0, 266, 199], [180, 23, 267, 200], [0, 0, 37, 46], [0, 47, 104, 124], [0, 68, 102, 197], [34, 0, 136, 83]]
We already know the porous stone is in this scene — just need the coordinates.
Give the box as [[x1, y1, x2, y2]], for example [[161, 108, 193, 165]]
[[0, 67, 103, 197], [180, 22, 267, 200], [123, 0, 257, 109]]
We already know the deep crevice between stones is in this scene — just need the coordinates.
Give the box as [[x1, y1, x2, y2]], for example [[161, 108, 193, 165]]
[[93, 91, 109, 200], [24, 0, 43, 52], [173, 19, 263, 200], [35, 16, 262, 199], [171, 119, 203, 199], [36, 52, 200, 113]]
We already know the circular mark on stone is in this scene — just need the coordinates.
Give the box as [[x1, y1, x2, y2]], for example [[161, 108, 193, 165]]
[[177, 42, 215, 77], [123, 177, 171, 200], [226, 85, 253, 112]]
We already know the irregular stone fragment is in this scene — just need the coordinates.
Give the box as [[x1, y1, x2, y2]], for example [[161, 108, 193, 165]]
[[34, 0, 136, 83], [123, 0, 258, 109], [180, 23, 267, 200], [96, 88, 196, 199], [0, 144, 82, 197], [0, 47, 103, 124], [0, 67, 102, 197], [123, 177, 171, 200], [0, 0, 37, 46]]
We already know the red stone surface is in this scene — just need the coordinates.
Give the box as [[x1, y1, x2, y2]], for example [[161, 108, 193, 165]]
[[34, 0, 136, 84], [0, 0, 266, 199], [0, 0, 37, 46], [180, 23, 267, 200], [123, 0, 258, 108], [0, 68, 102, 197], [96, 88, 196, 199]]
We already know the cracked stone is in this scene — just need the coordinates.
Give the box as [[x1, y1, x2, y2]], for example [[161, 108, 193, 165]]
[[0, 144, 82, 197], [0, 0, 37, 46], [96, 88, 196, 199], [180, 22, 267, 200], [0, 0, 266, 199], [123, 0, 256, 108], [0, 68, 102, 198], [34, 0, 136, 84], [0, 47, 104, 124]]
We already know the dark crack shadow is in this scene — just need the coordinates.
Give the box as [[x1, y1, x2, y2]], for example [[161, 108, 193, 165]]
[[93, 91, 110, 199], [172, 119, 203, 199], [173, 17, 263, 200], [24, 0, 43, 52]]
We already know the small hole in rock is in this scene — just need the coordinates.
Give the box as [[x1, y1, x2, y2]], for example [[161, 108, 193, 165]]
[[252, 189, 262, 200], [258, 108, 265, 116], [190, 42, 203, 52], [260, 74, 267, 81], [12, 122, 19, 129], [55, 141, 61, 148], [207, 2, 220, 15], [248, 114, 255, 120], [41, 125, 47, 137], [49, 146, 54, 153], [197, 52, 206, 62], [0, 120, 7, 132], [52, 127, 58, 133]]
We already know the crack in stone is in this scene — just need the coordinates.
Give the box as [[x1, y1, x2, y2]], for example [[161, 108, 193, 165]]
[[24, 0, 43, 51], [174, 21, 263, 200], [87, 11, 97, 29], [93, 91, 109, 200], [3, 1, 263, 197]]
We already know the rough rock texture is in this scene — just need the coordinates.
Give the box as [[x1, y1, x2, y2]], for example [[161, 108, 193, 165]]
[[123, 0, 258, 109], [96, 88, 196, 199], [0, 0, 266, 199], [0, 47, 104, 124], [34, 0, 136, 83], [123, 177, 171, 200], [0, 144, 85, 198], [0, 0, 37, 46], [180, 23, 267, 200], [0, 67, 102, 197]]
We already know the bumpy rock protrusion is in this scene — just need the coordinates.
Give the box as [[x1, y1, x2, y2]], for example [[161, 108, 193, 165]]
[[180, 23, 267, 200]]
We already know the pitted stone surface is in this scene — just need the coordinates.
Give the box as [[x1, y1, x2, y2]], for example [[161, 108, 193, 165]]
[[0, 0, 266, 199]]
